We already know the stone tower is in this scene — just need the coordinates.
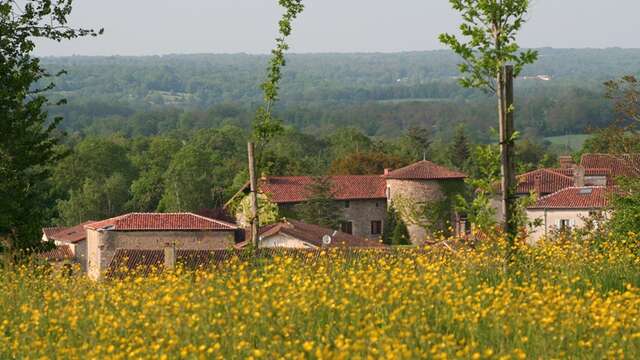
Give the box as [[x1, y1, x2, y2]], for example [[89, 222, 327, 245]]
[[385, 160, 466, 244]]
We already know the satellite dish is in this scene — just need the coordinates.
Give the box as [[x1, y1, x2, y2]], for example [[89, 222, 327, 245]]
[[322, 234, 332, 246]]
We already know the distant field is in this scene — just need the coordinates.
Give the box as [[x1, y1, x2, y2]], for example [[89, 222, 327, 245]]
[[544, 134, 591, 151]]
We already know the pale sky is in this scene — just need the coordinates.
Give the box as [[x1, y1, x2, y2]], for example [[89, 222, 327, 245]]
[[35, 0, 640, 56]]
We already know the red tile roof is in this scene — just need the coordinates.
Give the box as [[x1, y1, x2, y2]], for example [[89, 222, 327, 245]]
[[580, 154, 640, 177], [37, 245, 74, 262], [516, 169, 574, 194], [528, 187, 610, 209], [257, 219, 386, 248], [260, 175, 386, 203], [85, 213, 238, 231], [107, 248, 412, 278], [385, 160, 466, 180], [43, 221, 94, 243], [552, 168, 612, 177]]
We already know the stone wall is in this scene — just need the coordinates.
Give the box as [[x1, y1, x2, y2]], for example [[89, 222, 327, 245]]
[[87, 229, 235, 280], [386, 179, 450, 245], [341, 199, 387, 239]]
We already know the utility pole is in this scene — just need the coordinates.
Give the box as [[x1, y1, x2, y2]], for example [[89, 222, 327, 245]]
[[247, 142, 259, 249], [499, 65, 517, 255]]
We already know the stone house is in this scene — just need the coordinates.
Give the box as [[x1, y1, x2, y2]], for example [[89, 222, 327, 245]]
[[230, 160, 466, 245], [42, 220, 94, 271], [85, 213, 238, 280], [526, 186, 609, 243], [242, 219, 386, 249]]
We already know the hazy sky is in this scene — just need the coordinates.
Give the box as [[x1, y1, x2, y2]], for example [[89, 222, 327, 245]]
[[35, 0, 640, 56]]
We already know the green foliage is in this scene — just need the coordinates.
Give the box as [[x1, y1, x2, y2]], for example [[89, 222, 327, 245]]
[[293, 176, 344, 229], [57, 174, 129, 226], [456, 145, 501, 235], [608, 177, 640, 240], [0, 0, 99, 251], [383, 204, 410, 246], [253, 0, 304, 161], [236, 193, 280, 227], [439, 0, 538, 93], [449, 124, 471, 169]]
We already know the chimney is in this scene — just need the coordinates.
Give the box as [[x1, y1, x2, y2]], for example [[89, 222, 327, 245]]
[[533, 174, 542, 194], [164, 243, 176, 270], [574, 165, 585, 187], [559, 155, 575, 169]]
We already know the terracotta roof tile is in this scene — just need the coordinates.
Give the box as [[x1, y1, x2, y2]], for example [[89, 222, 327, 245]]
[[260, 175, 386, 203], [37, 245, 74, 262], [385, 160, 466, 180], [107, 248, 427, 278], [580, 154, 640, 177], [257, 219, 386, 248], [516, 169, 574, 194], [85, 213, 237, 231], [43, 221, 94, 243], [529, 187, 610, 209]]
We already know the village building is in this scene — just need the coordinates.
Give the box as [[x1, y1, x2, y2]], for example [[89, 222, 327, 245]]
[[230, 160, 467, 245], [85, 213, 238, 280], [41, 220, 94, 271], [488, 153, 638, 242], [243, 219, 386, 249], [526, 186, 609, 243]]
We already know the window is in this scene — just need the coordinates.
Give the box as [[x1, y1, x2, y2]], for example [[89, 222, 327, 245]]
[[559, 219, 571, 230], [371, 221, 382, 235], [340, 221, 353, 235], [344, 201, 350, 208]]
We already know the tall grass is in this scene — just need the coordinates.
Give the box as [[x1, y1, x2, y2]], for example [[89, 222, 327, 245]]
[[1, 239, 640, 359]]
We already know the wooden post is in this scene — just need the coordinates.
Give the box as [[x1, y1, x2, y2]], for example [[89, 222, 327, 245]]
[[247, 142, 259, 249], [499, 65, 517, 254]]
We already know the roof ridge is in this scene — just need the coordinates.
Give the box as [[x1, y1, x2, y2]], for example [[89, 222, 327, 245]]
[[188, 212, 237, 228]]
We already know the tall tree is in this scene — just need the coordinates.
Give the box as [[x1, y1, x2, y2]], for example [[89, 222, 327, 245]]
[[0, 0, 100, 251], [252, 0, 304, 165], [450, 124, 471, 169], [440, 0, 538, 252], [294, 177, 344, 229]]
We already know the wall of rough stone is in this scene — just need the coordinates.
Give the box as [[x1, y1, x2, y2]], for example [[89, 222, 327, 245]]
[[386, 179, 449, 245], [341, 199, 387, 239], [87, 230, 234, 280]]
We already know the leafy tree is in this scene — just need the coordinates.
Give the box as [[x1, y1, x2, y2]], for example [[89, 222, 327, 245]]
[[252, 0, 304, 165], [583, 76, 640, 157], [129, 137, 182, 212], [235, 193, 280, 227], [395, 126, 432, 162], [158, 144, 215, 212], [383, 204, 410, 246], [0, 0, 100, 251], [57, 173, 129, 225], [327, 127, 373, 160], [450, 124, 471, 169], [440, 0, 538, 249], [607, 178, 640, 240], [293, 176, 344, 229], [329, 151, 405, 175]]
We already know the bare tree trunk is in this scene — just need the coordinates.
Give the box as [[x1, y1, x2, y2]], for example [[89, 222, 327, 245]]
[[499, 65, 517, 259], [247, 142, 260, 249]]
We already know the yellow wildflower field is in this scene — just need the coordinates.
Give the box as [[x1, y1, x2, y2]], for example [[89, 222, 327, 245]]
[[2, 239, 640, 359]]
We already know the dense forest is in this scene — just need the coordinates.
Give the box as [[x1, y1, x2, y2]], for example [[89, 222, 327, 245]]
[[44, 48, 640, 141]]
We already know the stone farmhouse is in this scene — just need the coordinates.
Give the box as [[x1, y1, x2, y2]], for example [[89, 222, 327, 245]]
[[515, 153, 639, 242], [239, 219, 386, 249], [84, 213, 238, 280], [41, 220, 94, 271], [231, 160, 467, 245]]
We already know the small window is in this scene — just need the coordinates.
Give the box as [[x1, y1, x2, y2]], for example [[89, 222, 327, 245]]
[[559, 219, 571, 230], [340, 221, 353, 235], [344, 201, 350, 208], [371, 221, 382, 235]]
